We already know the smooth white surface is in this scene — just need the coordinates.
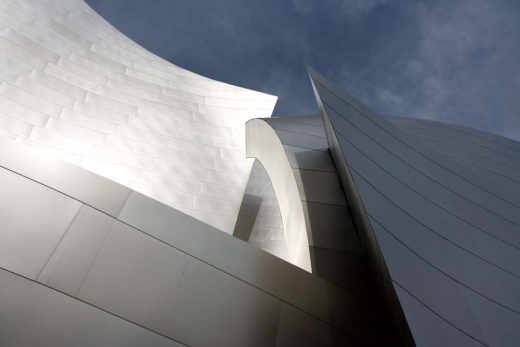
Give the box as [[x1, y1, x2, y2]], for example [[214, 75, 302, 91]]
[[0, 167, 81, 279], [0, 0, 276, 233], [246, 118, 312, 271], [234, 160, 288, 260]]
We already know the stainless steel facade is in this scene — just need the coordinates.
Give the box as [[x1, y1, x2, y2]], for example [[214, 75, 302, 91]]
[[0, 0, 277, 234], [309, 68, 520, 346], [0, 0, 518, 346], [0, 137, 373, 346]]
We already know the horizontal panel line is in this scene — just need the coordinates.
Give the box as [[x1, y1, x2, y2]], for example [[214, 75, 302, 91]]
[[347, 162, 520, 278], [315, 79, 520, 213], [0, 164, 347, 331], [392, 279, 489, 346], [370, 218, 520, 316], [0, 266, 185, 345], [406, 136, 520, 184], [323, 101, 520, 230], [390, 116, 520, 156], [391, 119, 520, 162], [334, 129, 520, 255], [396, 124, 520, 171]]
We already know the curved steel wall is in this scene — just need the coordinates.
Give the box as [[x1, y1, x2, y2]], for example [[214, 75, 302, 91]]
[[0, 0, 276, 233], [233, 159, 289, 261], [245, 117, 313, 271], [246, 116, 368, 289], [389, 116, 520, 192], [310, 69, 520, 347], [0, 0, 516, 345], [0, 134, 386, 346]]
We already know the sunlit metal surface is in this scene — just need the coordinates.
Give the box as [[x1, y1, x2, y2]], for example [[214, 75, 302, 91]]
[[0, 0, 518, 345], [0, 134, 378, 346], [0, 0, 276, 233]]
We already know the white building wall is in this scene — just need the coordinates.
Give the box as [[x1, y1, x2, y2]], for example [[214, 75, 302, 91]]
[[0, 0, 277, 233], [234, 159, 288, 260]]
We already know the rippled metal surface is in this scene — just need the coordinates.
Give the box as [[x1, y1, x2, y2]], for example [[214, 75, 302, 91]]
[[0, 0, 276, 233]]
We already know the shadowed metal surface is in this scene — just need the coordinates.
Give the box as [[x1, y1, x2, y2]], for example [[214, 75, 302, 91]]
[[233, 159, 288, 261], [0, 133, 384, 346], [246, 114, 407, 345], [246, 115, 367, 288], [310, 68, 520, 347]]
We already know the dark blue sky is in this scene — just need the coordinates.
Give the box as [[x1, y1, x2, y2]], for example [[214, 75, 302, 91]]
[[86, 0, 520, 140]]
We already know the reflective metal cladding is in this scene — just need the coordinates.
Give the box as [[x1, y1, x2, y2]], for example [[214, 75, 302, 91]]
[[0, 0, 518, 345], [0, 0, 277, 234], [309, 68, 520, 347]]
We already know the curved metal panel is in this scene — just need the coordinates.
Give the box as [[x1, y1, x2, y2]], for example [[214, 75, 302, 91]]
[[246, 115, 368, 287], [0, 0, 277, 233], [245, 115, 394, 344], [0, 133, 383, 346], [245, 118, 312, 271], [310, 68, 520, 347], [234, 159, 288, 261], [390, 116, 520, 197]]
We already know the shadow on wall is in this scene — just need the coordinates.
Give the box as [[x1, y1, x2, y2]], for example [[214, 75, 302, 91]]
[[234, 193, 263, 242], [233, 159, 288, 261], [291, 148, 367, 287], [288, 145, 398, 344], [0, 159, 391, 346]]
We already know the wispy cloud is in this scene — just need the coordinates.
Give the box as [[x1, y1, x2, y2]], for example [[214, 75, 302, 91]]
[[292, 0, 387, 17], [331, 0, 388, 17], [331, 0, 520, 139], [87, 0, 520, 140], [405, 0, 520, 138]]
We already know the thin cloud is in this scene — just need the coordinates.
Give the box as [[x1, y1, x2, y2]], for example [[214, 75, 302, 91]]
[[87, 0, 520, 140]]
